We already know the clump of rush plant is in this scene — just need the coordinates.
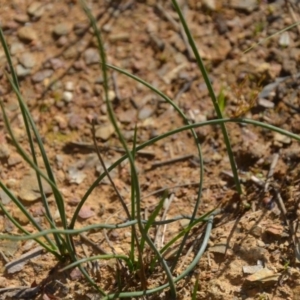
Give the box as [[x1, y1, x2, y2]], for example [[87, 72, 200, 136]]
[[0, 0, 300, 299]]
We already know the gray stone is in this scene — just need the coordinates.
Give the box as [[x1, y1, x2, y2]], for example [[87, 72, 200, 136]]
[[31, 69, 53, 83], [16, 64, 31, 77], [19, 52, 36, 69], [0, 144, 10, 159], [138, 106, 154, 120], [10, 42, 25, 55], [229, 0, 258, 12], [83, 48, 100, 65], [53, 22, 72, 36], [0, 190, 11, 205]]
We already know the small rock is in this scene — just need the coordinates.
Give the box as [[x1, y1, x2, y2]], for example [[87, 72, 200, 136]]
[[68, 114, 82, 130], [14, 14, 29, 24], [106, 90, 116, 101], [118, 109, 136, 124], [229, 0, 258, 12], [83, 48, 100, 65], [264, 224, 285, 238], [13, 210, 29, 225], [10, 42, 25, 55], [56, 35, 69, 47], [138, 106, 154, 120], [273, 132, 291, 145], [53, 22, 72, 36], [68, 167, 86, 184], [203, 0, 216, 10], [62, 91, 73, 102], [49, 57, 65, 70], [17, 26, 38, 42], [0, 190, 11, 205], [54, 115, 67, 130], [279, 32, 290, 47], [27, 2, 45, 18], [16, 64, 31, 77], [7, 153, 22, 166], [31, 69, 53, 83], [0, 144, 10, 159], [245, 268, 279, 283], [19, 52, 36, 69], [65, 81, 74, 91], [95, 123, 114, 140], [257, 98, 274, 109], [19, 170, 53, 201], [78, 205, 95, 219], [70, 267, 82, 280], [242, 264, 263, 275]]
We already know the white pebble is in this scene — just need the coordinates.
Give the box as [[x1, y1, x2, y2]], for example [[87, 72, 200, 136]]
[[65, 81, 74, 91], [62, 91, 73, 102]]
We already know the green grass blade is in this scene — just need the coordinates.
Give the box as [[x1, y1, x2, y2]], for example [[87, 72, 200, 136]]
[[171, 0, 240, 194]]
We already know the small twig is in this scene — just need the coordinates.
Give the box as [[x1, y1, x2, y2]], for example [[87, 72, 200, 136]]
[[264, 153, 279, 192], [80, 233, 107, 255], [174, 77, 196, 103], [0, 249, 9, 263], [81, 243, 93, 269], [286, 0, 300, 35], [150, 154, 194, 169], [66, 141, 155, 157], [154, 194, 174, 248], [5, 246, 44, 272], [112, 71, 121, 101], [179, 4, 194, 60], [155, 3, 180, 32], [142, 182, 201, 199]]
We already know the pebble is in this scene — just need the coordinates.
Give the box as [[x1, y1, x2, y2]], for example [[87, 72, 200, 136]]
[[62, 91, 73, 102], [31, 69, 53, 83], [65, 81, 74, 91], [7, 153, 22, 166], [279, 32, 290, 47], [19, 171, 52, 201], [13, 210, 29, 225], [202, 0, 216, 10], [138, 106, 154, 120], [56, 35, 68, 47], [54, 115, 67, 130], [16, 64, 31, 77], [17, 26, 38, 42], [19, 52, 36, 69], [118, 109, 136, 124], [83, 48, 100, 65], [0, 190, 11, 205], [0, 144, 10, 159], [27, 2, 45, 18], [68, 167, 86, 184], [70, 268, 82, 280], [14, 14, 29, 24], [49, 57, 65, 70], [229, 0, 258, 12], [273, 132, 291, 145], [10, 42, 25, 55], [68, 114, 82, 130], [53, 22, 73, 36], [78, 205, 95, 219], [95, 123, 115, 140]]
